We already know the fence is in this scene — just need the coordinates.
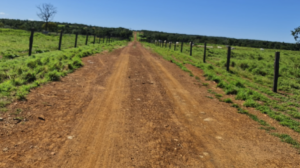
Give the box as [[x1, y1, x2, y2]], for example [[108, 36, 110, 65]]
[[152, 40, 281, 93], [26, 28, 121, 57], [0, 28, 124, 58]]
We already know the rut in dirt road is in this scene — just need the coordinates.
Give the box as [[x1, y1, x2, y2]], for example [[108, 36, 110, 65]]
[[1, 36, 300, 168]]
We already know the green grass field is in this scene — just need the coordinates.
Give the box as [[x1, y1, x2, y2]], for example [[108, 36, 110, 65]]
[[0, 28, 128, 113], [0, 28, 107, 59], [142, 40, 300, 151]]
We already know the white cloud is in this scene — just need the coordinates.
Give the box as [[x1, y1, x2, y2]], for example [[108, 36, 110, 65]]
[[0, 12, 5, 15]]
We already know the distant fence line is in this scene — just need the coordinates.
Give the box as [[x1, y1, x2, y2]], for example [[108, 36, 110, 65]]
[[149, 39, 281, 93], [26, 28, 122, 56]]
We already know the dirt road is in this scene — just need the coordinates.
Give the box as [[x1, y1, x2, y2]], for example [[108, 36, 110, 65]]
[[1, 35, 300, 167]]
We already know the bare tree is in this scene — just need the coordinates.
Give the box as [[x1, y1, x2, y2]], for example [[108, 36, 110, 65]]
[[37, 3, 57, 31]]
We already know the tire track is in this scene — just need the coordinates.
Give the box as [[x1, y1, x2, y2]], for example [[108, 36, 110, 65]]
[[137, 43, 230, 167], [50, 43, 132, 168]]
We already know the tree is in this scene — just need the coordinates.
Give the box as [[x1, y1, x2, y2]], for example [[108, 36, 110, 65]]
[[228, 39, 234, 46], [37, 3, 57, 31], [291, 26, 300, 43], [42, 22, 57, 32]]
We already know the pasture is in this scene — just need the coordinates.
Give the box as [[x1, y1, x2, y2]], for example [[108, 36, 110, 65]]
[[0, 28, 128, 112], [0, 28, 101, 59]]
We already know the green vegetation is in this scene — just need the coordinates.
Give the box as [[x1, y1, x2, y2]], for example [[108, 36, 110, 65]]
[[140, 30, 299, 50], [0, 19, 132, 40], [0, 29, 128, 107], [215, 94, 223, 99], [272, 133, 300, 149], [0, 28, 119, 58], [223, 98, 233, 103]]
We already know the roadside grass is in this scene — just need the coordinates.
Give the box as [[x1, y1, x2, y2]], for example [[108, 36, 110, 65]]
[[271, 133, 300, 150], [142, 41, 300, 152], [0, 28, 103, 58], [223, 98, 233, 103], [0, 40, 128, 107]]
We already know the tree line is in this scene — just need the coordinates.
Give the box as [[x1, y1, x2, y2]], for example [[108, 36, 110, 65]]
[[0, 19, 132, 40], [139, 30, 299, 51]]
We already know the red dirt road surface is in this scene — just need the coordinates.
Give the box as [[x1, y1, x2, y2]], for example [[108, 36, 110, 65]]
[[1, 35, 300, 168]]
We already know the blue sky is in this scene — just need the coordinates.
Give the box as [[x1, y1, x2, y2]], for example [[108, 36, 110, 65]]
[[0, 0, 299, 43]]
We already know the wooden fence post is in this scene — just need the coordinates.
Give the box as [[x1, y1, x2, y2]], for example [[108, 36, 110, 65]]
[[226, 46, 231, 71], [165, 41, 167, 48], [74, 33, 78, 48], [58, 30, 63, 50], [29, 28, 35, 56], [85, 32, 89, 45], [174, 42, 176, 51], [93, 34, 96, 44], [169, 42, 171, 49], [103, 37, 105, 43], [181, 41, 183, 53], [273, 52, 280, 92], [99, 36, 101, 44], [203, 42, 206, 63], [190, 41, 193, 56]]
